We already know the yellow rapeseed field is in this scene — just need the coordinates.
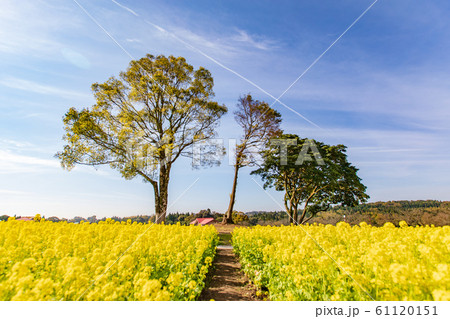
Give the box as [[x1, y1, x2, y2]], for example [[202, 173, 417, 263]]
[[0, 219, 218, 301], [233, 222, 450, 301]]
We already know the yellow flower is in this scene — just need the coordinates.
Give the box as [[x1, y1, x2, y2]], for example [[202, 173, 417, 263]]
[[233, 222, 450, 301], [0, 221, 218, 301], [188, 280, 196, 290], [432, 290, 450, 301], [399, 221, 408, 228]]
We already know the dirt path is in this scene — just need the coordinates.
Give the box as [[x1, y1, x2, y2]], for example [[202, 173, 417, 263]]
[[199, 229, 256, 301]]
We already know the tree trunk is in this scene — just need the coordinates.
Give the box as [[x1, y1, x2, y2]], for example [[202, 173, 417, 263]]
[[154, 164, 170, 224], [298, 207, 307, 225], [292, 206, 299, 224], [153, 184, 161, 223], [222, 164, 240, 224]]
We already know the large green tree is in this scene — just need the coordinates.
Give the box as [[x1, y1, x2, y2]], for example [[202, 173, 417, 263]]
[[223, 95, 282, 224], [56, 54, 227, 223], [252, 134, 368, 224]]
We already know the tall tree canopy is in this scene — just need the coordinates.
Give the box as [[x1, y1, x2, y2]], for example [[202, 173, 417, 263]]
[[252, 134, 368, 224], [223, 94, 282, 224], [56, 54, 227, 223]]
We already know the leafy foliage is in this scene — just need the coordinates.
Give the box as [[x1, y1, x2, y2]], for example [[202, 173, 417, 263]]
[[56, 54, 227, 222], [252, 134, 368, 224], [232, 94, 282, 167], [231, 211, 249, 224], [224, 94, 282, 223]]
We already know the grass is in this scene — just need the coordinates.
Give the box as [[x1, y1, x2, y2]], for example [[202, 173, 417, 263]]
[[218, 233, 232, 245]]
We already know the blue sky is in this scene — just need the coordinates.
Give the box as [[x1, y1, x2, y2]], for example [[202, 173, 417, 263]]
[[1, 0, 450, 218]]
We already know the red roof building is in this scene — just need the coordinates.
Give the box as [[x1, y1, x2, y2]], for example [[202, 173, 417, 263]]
[[16, 217, 33, 221], [190, 218, 216, 226]]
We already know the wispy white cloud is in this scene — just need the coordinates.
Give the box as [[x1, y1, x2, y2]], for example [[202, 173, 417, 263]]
[[232, 29, 279, 51], [0, 148, 114, 177], [0, 139, 61, 174], [0, 150, 59, 174], [0, 138, 60, 156], [0, 137, 115, 178], [146, 22, 239, 57], [125, 38, 142, 43], [110, 0, 279, 57], [0, 77, 89, 99], [157, 26, 279, 54], [0, 138, 34, 150], [277, 68, 450, 131], [60, 48, 91, 69], [0, 0, 81, 56]]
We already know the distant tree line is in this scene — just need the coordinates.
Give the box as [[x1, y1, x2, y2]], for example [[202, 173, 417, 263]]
[[244, 201, 450, 226], [245, 211, 289, 226], [2, 200, 447, 226], [331, 200, 447, 213], [0, 208, 240, 225], [312, 200, 450, 227]]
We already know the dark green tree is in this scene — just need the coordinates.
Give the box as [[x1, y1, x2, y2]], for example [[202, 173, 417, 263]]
[[252, 134, 369, 224], [56, 54, 227, 223]]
